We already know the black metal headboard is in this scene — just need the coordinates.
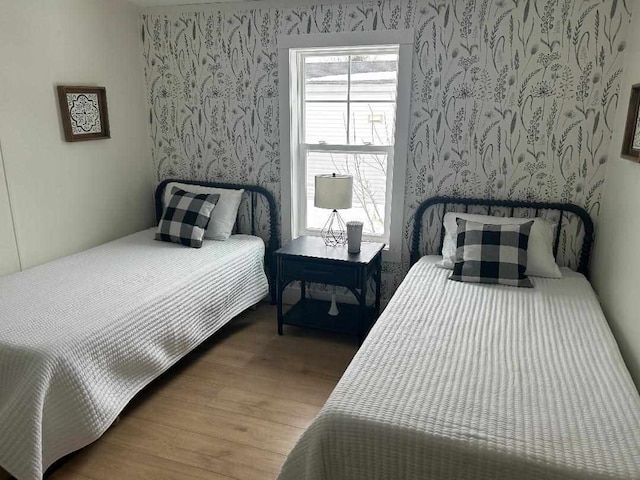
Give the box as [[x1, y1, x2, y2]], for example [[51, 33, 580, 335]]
[[410, 197, 595, 276], [155, 179, 280, 300]]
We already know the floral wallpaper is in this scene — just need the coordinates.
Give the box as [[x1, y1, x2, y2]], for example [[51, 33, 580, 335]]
[[142, 0, 632, 298]]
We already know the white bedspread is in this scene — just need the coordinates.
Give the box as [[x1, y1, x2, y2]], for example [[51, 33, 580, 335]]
[[279, 256, 640, 480], [0, 229, 268, 480]]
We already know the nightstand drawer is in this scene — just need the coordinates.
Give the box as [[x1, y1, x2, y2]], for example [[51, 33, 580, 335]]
[[282, 259, 358, 286]]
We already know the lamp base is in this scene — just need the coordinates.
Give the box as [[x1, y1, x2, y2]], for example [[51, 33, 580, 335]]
[[321, 209, 347, 246]]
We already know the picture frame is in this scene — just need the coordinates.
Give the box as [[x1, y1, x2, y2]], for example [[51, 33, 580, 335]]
[[56, 86, 110, 142], [621, 83, 640, 161]]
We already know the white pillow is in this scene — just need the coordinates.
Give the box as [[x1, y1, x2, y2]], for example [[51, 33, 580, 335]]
[[163, 182, 243, 241], [440, 212, 562, 278]]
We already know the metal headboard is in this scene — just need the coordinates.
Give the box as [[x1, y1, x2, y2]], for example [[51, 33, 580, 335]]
[[410, 197, 595, 276], [155, 179, 280, 301]]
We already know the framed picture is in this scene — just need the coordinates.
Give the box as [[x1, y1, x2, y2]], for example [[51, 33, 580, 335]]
[[622, 83, 640, 161], [57, 86, 110, 142]]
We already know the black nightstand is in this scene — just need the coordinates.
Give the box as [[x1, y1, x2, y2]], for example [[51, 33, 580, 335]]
[[275, 236, 385, 343]]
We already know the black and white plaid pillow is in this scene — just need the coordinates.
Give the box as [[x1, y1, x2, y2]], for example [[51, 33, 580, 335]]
[[450, 219, 534, 288], [156, 188, 220, 248]]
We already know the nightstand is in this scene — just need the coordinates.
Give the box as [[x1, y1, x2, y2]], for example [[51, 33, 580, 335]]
[[275, 236, 384, 343]]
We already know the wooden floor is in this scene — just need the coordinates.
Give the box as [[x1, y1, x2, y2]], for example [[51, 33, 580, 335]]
[[45, 303, 358, 480]]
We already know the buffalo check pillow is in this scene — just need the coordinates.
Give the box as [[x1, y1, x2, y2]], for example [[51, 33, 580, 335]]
[[450, 219, 534, 288], [156, 187, 220, 248]]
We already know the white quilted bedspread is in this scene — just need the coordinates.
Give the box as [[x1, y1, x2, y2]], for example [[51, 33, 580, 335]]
[[279, 256, 640, 480], [0, 229, 268, 480]]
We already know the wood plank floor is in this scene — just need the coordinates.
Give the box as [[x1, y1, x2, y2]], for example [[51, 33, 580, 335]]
[[46, 303, 358, 480]]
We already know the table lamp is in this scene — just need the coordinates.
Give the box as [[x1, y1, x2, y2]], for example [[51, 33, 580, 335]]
[[315, 173, 353, 246]]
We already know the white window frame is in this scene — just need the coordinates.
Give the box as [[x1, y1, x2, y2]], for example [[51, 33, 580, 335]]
[[279, 29, 414, 263]]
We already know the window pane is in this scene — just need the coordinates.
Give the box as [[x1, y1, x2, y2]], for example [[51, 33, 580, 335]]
[[306, 151, 388, 235], [304, 55, 348, 101], [348, 102, 396, 145], [304, 103, 347, 144], [349, 54, 398, 101]]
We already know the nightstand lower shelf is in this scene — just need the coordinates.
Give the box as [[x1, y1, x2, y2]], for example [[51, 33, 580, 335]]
[[282, 299, 374, 337]]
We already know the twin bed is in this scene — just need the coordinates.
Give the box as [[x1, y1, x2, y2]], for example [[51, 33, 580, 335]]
[[0, 180, 279, 480], [2, 187, 639, 480], [279, 197, 640, 480]]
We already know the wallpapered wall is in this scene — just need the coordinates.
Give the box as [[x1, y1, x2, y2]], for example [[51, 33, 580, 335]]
[[142, 0, 631, 297]]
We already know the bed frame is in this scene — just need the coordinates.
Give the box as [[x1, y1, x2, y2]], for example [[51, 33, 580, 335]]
[[410, 197, 595, 276], [155, 179, 280, 301]]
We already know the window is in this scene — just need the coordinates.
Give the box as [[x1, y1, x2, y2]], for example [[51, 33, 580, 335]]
[[279, 31, 413, 261], [302, 49, 397, 236]]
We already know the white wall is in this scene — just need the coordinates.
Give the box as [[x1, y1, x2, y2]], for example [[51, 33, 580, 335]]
[[0, 0, 154, 273], [592, 1, 640, 387]]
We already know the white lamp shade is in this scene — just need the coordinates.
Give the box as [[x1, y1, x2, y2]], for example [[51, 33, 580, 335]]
[[314, 174, 353, 210]]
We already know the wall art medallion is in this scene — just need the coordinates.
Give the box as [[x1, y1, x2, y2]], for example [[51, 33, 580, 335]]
[[57, 86, 110, 142], [622, 84, 640, 161]]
